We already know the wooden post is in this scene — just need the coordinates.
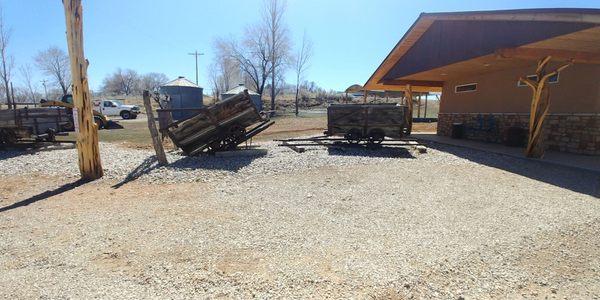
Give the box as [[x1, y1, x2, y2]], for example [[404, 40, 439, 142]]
[[520, 56, 572, 158], [63, 0, 103, 179], [143, 90, 168, 166], [363, 90, 368, 103], [423, 94, 429, 118], [405, 84, 413, 135], [417, 93, 421, 118]]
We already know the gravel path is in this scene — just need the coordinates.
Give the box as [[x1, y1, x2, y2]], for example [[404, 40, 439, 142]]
[[0, 142, 439, 184], [1, 142, 599, 298]]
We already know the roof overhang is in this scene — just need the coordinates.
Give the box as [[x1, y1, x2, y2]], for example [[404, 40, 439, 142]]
[[364, 8, 600, 92]]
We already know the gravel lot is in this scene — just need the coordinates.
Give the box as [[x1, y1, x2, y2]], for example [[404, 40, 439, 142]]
[[0, 142, 599, 298]]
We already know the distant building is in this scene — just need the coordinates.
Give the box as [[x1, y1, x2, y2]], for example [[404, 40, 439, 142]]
[[222, 84, 263, 111], [365, 8, 600, 155], [160, 76, 203, 120]]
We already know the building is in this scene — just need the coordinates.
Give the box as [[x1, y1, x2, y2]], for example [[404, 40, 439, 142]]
[[222, 84, 263, 111], [160, 76, 204, 120], [364, 9, 600, 155]]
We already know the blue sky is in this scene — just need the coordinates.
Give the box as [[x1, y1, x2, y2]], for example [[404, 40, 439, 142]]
[[2, 0, 599, 94]]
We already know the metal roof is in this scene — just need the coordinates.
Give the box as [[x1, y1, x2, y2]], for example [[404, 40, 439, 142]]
[[223, 84, 259, 95], [162, 76, 201, 88]]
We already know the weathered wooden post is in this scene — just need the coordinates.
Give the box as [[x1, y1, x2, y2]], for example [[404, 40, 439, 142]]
[[405, 84, 413, 135], [63, 0, 103, 179], [520, 56, 572, 158], [143, 90, 168, 166]]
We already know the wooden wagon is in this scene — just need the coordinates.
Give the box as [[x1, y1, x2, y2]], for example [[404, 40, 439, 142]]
[[0, 107, 71, 145], [164, 90, 273, 155], [325, 104, 409, 144]]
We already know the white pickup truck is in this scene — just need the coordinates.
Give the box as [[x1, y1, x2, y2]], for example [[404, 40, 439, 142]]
[[93, 99, 140, 119]]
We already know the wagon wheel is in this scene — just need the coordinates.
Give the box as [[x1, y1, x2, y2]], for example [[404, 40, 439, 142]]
[[344, 128, 362, 144], [367, 129, 385, 145], [0, 129, 17, 145]]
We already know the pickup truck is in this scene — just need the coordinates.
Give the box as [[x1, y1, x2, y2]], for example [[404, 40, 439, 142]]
[[93, 99, 140, 119]]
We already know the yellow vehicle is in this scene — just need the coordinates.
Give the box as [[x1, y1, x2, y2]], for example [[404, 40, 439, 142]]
[[40, 94, 111, 130]]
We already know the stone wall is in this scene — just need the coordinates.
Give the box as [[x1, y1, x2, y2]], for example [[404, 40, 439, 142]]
[[437, 113, 600, 155]]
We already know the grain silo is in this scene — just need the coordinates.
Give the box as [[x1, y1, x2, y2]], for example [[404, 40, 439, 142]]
[[160, 76, 203, 120], [222, 84, 263, 111]]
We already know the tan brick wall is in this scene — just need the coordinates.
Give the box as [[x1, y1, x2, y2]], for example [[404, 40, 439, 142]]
[[438, 113, 600, 155]]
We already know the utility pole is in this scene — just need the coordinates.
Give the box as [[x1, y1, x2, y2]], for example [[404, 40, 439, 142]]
[[188, 50, 204, 85], [41, 79, 48, 100], [63, 0, 103, 180]]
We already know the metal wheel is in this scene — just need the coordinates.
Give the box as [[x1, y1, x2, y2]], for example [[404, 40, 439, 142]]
[[367, 129, 385, 144], [344, 128, 362, 144]]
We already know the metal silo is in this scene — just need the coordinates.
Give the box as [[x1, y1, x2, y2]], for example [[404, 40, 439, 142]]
[[160, 76, 204, 120], [222, 84, 263, 111]]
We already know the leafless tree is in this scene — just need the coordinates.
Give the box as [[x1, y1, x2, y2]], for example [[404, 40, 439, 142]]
[[35, 46, 71, 96], [140, 72, 168, 93], [293, 31, 313, 116], [19, 64, 39, 103], [263, 0, 291, 113], [0, 7, 13, 108], [209, 39, 243, 101], [223, 27, 272, 97], [101, 68, 140, 95]]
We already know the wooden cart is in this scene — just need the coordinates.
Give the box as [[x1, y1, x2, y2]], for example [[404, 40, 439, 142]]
[[164, 90, 273, 155], [0, 107, 71, 146], [325, 104, 409, 144]]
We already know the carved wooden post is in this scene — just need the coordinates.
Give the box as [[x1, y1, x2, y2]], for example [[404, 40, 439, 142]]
[[143, 90, 168, 166], [405, 84, 413, 135], [63, 0, 103, 179], [520, 56, 572, 158]]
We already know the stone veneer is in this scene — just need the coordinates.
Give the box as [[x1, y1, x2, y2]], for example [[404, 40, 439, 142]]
[[437, 113, 600, 155]]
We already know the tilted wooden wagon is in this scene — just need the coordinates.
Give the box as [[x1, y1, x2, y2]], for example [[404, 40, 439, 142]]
[[0, 107, 71, 146], [325, 104, 409, 144], [164, 90, 273, 155]]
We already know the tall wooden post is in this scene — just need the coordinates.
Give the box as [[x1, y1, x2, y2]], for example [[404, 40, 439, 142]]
[[63, 0, 103, 179], [363, 90, 368, 103], [143, 91, 168, 166], [520, 56, 572, 158], [417, 93, 421, 118], [405, 84, 413, 135]]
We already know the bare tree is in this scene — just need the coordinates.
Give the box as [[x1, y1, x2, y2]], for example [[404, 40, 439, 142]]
[[140, 72, 168, 93], [101, 68, 140, 95], [263, 0, 291, 113], [224, 27, 272, 97], [0, 7, 13, 108], [35, 47, 71, 96], [19, 64, 41, 103], [293, 31, 313, 116]]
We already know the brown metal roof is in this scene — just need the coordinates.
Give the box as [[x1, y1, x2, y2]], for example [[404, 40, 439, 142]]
[[364, 8, 600, 92]]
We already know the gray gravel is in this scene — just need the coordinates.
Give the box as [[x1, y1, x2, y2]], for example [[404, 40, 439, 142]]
[[1, 141, 599, 298], [0, 142, 437, 184]]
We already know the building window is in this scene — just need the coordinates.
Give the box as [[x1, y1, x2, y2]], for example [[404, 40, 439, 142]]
[[517, 74, 559, 87], [455, 83, 477, 93]]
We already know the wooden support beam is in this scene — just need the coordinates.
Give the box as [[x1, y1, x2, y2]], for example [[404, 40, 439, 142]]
[[380, 79, 444, 87], [497, 47, 600, 64], [405, 84, 413, 135], [363, 90, 368, 104], [143, 91, 168, 166], [521, 56, 573, 158], [63, 0, 103, 179]]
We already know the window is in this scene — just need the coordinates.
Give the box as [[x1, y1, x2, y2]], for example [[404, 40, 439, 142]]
[[455, 83, 477, 93], [103, 101, 112, 107], [517, 73, 559, 87]]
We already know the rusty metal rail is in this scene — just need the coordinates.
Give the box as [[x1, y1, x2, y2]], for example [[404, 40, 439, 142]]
[[275, 135, 422, 153]]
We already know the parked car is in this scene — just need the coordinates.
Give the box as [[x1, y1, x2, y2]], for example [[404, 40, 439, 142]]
[[94, 99, 140, 119]]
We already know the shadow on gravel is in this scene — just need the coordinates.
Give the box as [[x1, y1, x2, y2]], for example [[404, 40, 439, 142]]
[[0, 144, 76, 160], [112, 150, 267, 188], [327, 145, 416, 159], [0, 179, 89, 213], [425, 142, 600, 198], [112, 156, 158, 189], [166, 150, 267, 171]]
